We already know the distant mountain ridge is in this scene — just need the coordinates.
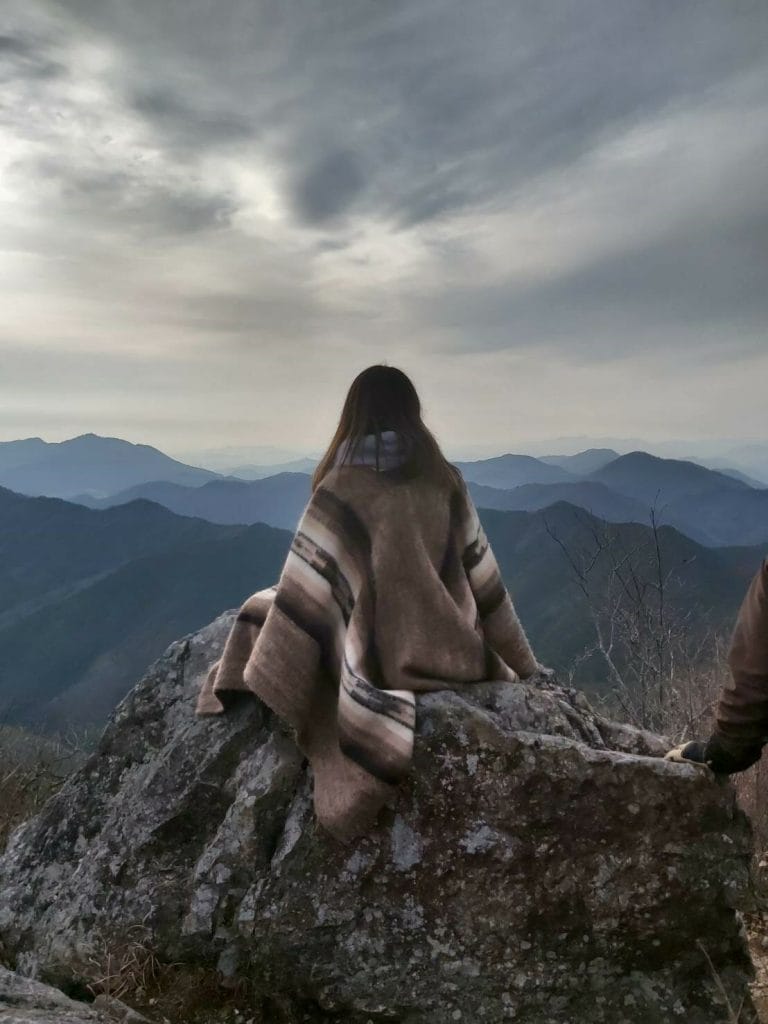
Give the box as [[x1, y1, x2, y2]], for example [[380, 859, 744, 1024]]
[[588, 451, 748, 503], [0, 433, 217, 499], [227, 457, 319, 480], [3, 521, 290, 730], [0, 485, 762, 733], [0, 437, 50, 473], [0, 484, 237, 629], [467, 480, 648, 523], [3, 433, 767, 547], [0, 485, 290, 728], [480, 500, 764, 692], [682, 458, 767, 489], [2, 431, 765, 735], [76, 472, 312, 529], [454, 453, 573, 488], [458, 449, 768, 547], [539, 448, 620, 475]]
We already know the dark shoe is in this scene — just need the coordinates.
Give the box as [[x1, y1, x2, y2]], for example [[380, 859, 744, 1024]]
[[665, 736, 763, 775], [703, 733, 763, 775]]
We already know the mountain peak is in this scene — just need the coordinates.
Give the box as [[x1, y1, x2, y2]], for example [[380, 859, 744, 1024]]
[[0, 433, 218, 500], [67, 432, 136, 447], [591, 450, 749, 506]]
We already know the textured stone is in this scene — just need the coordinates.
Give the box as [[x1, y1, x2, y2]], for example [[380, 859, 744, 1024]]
[[0, 965, 104, 1023], [0, 610, 758, 1023], [92, 993, 150, 1022]]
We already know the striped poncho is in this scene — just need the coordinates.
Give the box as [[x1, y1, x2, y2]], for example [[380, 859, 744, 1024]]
[[196, 457, 540, 842]]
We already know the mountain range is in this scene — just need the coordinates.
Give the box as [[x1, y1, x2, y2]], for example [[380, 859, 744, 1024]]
[[0, 478, 763, 734], [0, 485, 290, 730], [0, 485, 234, 629], [0, 431, 765, 734], [76, 472, 312, 529], [37, 439, 767, 549]]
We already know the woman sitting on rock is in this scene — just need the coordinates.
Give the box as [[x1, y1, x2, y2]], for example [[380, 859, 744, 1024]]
[[197, 363, 551, 842]]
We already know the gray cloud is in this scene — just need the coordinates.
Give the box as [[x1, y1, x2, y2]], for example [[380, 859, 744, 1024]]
[[9, 154, 238, 236], [414, 203, 768, 359], [129, 86, 254, 150], [1, 0, 767, 451], [0, 29, 66, 80], [291, 149, 366, 223], [0, 33, 33, 55], [47, 0, 768, 227]]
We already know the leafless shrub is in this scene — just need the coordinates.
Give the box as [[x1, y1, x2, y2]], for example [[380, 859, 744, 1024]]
[[543, 499, 768, 946], [544, 499, 728, 736], [0, 716, 87, 851]]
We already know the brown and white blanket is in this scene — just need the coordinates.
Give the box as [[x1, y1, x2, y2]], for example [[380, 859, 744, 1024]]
[[196, 460, 539, 842]]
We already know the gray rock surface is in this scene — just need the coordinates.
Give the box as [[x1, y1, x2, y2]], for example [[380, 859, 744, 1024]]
[[0, 610, 758, 1023], [0, 965, 104, 1023]]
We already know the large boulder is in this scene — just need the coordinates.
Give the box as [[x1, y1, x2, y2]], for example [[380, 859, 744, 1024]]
[[0, 611, 758, 1023]]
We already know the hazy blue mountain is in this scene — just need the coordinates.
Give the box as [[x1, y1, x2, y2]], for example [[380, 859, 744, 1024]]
[[682, 458, 767, 489], [0, 485, 237, 629], [661, 488, 768, 548], [228, 458, 318, 480], [1, 488, 761, 732], [0, 484, 294, 728], [718, 444, 768, 484], [0, 522, 291, 730], [718, 468, 767, 489], [0, 437, 49, 473], [11, 430, 765, 550], [172, 444, 319, 473], [468, 480, 649, 523], [469, 476, 768, 548], [538, 448, 620, 475], [589, 451, 748, 505], [76, 472, 312, 529], [580, 452, 768, 546], [480, 501, 764, 695], [516, 435, 768, 466], [456, 453, 574, 489], [0, 433, 218, 499]]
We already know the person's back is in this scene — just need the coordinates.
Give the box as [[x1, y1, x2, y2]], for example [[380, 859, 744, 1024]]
[[322, 460, 537, 694], [196, 363, 545, 841]]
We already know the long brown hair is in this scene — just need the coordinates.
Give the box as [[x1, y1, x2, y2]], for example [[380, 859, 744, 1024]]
[[311, 364, 463, 493]]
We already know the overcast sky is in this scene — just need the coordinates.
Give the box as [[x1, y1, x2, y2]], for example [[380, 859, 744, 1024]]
[[1, 0, 767, 460]]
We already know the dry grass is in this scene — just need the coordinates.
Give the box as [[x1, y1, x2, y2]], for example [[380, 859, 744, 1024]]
[[85, 922, 167, 1003], [0, 723, 86, 852], [697, 938, 750, 1022], [0, 723, 86, 971], [83, 924, 267, 1023], [141, 967, 266, 1024]]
